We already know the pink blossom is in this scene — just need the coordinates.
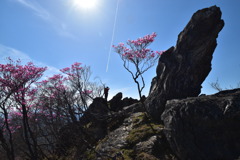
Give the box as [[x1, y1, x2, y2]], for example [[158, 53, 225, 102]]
[[82, 90, 93, 94], [113, 32, 165, 63], [60, 67, 70, 72]]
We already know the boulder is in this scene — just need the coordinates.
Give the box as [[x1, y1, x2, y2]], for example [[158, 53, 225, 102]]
[[109, 92, 138, 112], [122, 97, 139, 108], [145, 6, 224, 120], [162, 89, 240, 160], [109, 92, 123, 111], [83, 97, 110, 123]]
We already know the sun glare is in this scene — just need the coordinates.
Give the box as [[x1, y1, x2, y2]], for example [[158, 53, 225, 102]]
[[73, 0, 97, 9]]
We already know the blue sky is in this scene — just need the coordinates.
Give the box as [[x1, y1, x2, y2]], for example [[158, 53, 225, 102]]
[[0, 0, 240, 99]]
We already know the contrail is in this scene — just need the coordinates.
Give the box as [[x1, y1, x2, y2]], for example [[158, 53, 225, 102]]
[[106, 0, 120, 72]]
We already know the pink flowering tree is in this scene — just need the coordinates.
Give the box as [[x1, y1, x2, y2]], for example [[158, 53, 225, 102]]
[[0, 59, 104, 159], [60, 63, 101, 111], [37, 74, 79, 123], [0, 58, 46, 160], [113, 32, 163, 102], [35, 62, 103, 134]]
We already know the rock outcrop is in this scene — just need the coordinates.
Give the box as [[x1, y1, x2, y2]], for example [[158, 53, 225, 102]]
[[82, 112, 176, 160], [56, 6, 240, 160], [109, 92, 138, 112], [79, 89, 240, 160], [162, 89, 240, 160], [56, 93, 139, 157], [145, 6, 224, 120]]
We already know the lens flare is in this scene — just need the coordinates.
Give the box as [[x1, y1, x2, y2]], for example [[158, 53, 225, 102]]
[[73, 0, 97, 9]]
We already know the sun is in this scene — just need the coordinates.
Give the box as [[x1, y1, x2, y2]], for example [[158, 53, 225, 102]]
[[73, 0, 97, 9]]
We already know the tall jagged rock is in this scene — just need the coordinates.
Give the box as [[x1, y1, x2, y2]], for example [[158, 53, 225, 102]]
[[162, 89, 240, 160], [145, 6, 224, 120]]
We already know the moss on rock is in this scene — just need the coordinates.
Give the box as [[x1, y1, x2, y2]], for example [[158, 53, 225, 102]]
[[121, 149, 134, 160], [126, 112, 163, 146]]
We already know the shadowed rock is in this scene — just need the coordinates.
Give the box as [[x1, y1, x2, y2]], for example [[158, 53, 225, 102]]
[[109, 92, 138, 112], [162, 89, 240, 160], [145, 6, 224, 120]]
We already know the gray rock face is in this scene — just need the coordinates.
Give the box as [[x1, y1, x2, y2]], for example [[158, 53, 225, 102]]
[[96, 112, 136, 157], [162, 89, 240, 160], [93, 111, 176, 160], [145, 6, 224, 120]]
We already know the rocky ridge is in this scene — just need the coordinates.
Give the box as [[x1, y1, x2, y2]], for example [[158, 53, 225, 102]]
[[58, 6, 240, 160]]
